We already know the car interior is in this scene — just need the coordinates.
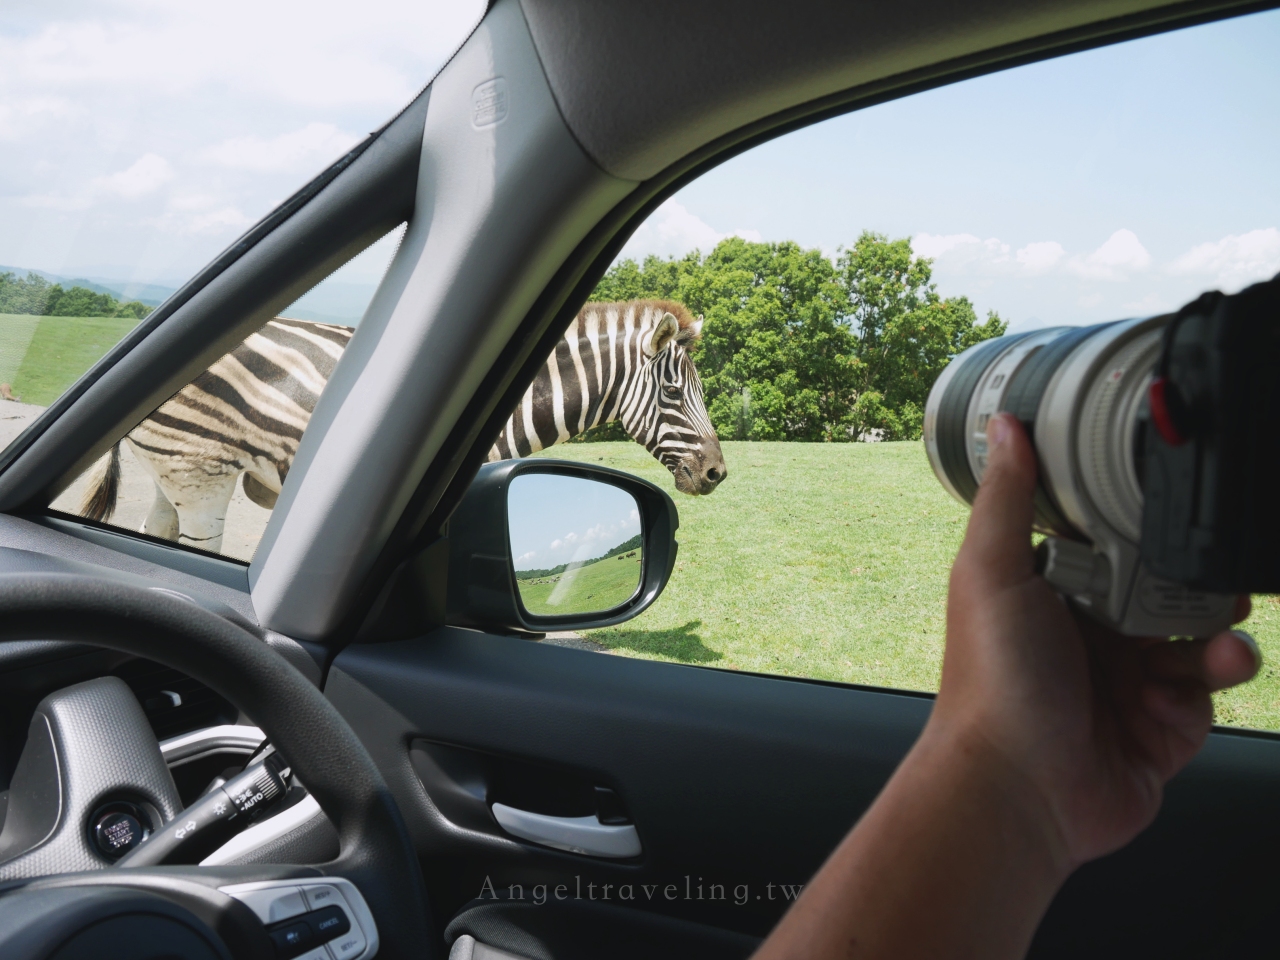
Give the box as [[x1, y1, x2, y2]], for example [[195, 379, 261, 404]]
[[0, 0, 1277, 958]]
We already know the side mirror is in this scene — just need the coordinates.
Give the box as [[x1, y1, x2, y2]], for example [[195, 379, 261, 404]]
[[444, 460, 679, 634]]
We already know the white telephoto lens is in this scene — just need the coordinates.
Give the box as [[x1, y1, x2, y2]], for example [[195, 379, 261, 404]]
[[924, 315, 1235, 637]]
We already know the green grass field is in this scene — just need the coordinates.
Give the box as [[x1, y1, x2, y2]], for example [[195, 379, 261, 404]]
[[517, 551, 644, 615], [536, 441, 1280, 731], [1, 314, 141, 406]]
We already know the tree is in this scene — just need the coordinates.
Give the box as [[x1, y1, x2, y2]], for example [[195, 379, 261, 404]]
[[839, 232, 1006, 439], [0, 271, 153, 319], [588, 232, 1005, 442]]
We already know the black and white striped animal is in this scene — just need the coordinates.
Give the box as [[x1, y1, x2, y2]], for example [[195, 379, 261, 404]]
[[488, 300, 725, 493], [79, 301, 726, 552]]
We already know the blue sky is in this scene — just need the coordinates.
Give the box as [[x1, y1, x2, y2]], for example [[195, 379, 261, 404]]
[[619, 9, 1280, 330], [508, 474, 641, 573], [2, 5, 1276, 332], [0, 0, 484, 297]]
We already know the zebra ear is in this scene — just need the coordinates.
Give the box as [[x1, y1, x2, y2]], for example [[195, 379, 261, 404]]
[[691, 316, 703, 337], [646, 312, 680, 357]]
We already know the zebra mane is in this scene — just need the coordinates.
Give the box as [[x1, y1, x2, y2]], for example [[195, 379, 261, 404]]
[[587, 299, 701, 344]]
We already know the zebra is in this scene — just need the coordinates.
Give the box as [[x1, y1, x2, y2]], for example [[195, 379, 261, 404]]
[[77, 300, 726, 553], [488, 300, 726, 494]]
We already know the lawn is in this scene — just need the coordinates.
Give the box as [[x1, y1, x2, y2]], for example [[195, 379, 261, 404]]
[[1, 314, 141, 406], [517, 551, 644, 615], [536, 441, 1280, 732]]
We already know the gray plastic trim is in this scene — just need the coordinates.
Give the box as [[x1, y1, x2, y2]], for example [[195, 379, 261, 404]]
[[160, 724, 265, 766], [490, 802, 641, 859], [0, 677, 182, 880], [36, 516, 250, 592], [249, 0, 636, 639], [0, 514, 254, 622]]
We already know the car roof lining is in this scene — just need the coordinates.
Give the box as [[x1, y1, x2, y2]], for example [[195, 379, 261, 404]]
[[519, 0, 1277, 181]]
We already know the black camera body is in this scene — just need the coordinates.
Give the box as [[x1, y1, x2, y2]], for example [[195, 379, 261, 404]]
[[1141, 276, 1280, 593]]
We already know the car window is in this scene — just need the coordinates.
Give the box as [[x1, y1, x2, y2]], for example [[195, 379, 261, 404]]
[[48, 227, 404, 561], [0, 0, 485, 459], [510, 12, 1280, 730]]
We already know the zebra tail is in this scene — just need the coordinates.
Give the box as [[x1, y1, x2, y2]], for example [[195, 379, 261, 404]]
[[79, 443, 121, 522]]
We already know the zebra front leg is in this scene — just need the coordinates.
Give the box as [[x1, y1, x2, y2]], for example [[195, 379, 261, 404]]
[[142, 482, 179, 541]]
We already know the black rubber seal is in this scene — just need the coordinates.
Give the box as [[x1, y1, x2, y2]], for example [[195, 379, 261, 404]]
[[937, 333, 1031, 505], [999, 322, 1113, 533]]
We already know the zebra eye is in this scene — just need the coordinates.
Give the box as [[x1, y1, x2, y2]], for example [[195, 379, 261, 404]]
[[662, 384, 680, 399]]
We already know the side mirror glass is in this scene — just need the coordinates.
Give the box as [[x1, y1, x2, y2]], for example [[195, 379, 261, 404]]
[[508, 474, 643, 617], [434, 460, 678, 636]]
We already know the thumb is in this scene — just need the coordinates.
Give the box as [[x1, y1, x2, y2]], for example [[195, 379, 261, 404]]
[[958, 413, 1039, 587]]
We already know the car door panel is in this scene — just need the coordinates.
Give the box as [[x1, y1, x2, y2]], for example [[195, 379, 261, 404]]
[[327, 628, 930, 941], [329, 629, 1280, 956]]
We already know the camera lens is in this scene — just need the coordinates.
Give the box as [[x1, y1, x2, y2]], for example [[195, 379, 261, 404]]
[[924, 315, 1167, 545]]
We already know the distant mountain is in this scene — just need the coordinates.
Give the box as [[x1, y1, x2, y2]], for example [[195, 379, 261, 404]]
[[0, 265, 176, 308]]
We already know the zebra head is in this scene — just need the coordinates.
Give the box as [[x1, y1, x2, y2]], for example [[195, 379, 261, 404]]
[[619, 306, 727, 496]]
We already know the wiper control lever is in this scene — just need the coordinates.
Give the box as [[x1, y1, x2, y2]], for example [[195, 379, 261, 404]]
[[118, 753, 289, 867]]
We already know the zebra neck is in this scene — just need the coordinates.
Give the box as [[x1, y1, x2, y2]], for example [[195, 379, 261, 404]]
[[491, 332, 635, 460]]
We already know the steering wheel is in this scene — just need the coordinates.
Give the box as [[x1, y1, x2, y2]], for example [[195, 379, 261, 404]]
[[0, 573, 433, 960]]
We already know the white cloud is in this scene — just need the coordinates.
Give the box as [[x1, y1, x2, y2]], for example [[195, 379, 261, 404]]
[[91, 153, 174, 199], [0, 96, 76, 141], [0, 1, 485, 109], [1066, 229, 1151, 280], [1169, 228, 1280, 291], [146, 193, 252, 235], [1121, 292, 1174, 314], [515, 551, 536, 565], [1016, 241, 1065, 273], [914, 233, 1070, 277], [618, 199, 761, 261], [913, 233, 997, 262], [206, 122, 360, 173], [916, 233, 1065, 277]]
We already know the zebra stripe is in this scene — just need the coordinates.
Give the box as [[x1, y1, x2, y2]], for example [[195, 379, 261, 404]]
[[79, 302, 724, 554], [487, 300, 726, 496]]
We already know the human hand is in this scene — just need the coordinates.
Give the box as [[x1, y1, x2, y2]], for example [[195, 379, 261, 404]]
[[933, 412, 1260, 871]]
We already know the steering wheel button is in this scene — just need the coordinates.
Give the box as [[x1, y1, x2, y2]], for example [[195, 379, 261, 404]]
[[301, 884, 346, 911], [269, 920, 314, 957], [232, 886, 307, 924], [311, 905, 350, 939], [269, 890, 308, 923], [325, 923, 366, 960]]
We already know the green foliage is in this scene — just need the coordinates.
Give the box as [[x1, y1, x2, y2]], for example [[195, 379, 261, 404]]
[[590, 233, 1006, 441], [0, 271, 153, 320]]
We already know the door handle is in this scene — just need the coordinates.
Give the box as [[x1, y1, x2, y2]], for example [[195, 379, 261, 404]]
[[490, 802, 641, 859]]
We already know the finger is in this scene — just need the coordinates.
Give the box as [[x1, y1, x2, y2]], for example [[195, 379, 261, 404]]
[[1233, 594, 1252, 624], [1142, 630, 1262, 693], [1140, 679, 1213, 758], [958, 413, 1039, 586]]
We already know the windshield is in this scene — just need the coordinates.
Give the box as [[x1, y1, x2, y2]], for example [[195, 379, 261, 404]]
[[0, 0, 484, 456]]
